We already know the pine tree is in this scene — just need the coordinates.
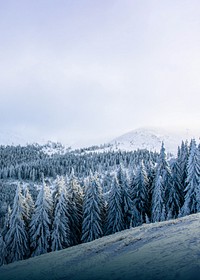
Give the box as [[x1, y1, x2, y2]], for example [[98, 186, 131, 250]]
[[132, 161, 149, 224], [151, 175, 165, 222], [177, 141, 189, 204], [29, 180, 52, 257], [51, 176, 70, 251], [151, 143, 171, 222], [66, 169, 83, 245], [181, 139, 200, 216], [166, 160, 182, 219], [81, 172, 103, 243], [23, 186, 35, 226], [156, 142, 171, 183], [0, 232, 7, 266], [2, 205, 11, 237], [5, 184, 29, 263], [106, 175, 124, 235], [117, 166, 133, 229]]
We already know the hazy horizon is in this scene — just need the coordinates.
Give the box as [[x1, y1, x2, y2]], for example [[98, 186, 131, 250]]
[[1, 0, 200, 145]]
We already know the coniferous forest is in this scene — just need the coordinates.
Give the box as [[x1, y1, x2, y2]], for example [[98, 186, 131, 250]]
[[0, 138, 200, 266]]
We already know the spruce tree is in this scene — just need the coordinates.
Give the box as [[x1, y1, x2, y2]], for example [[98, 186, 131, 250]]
[[2, 205, 11, 237], [151, 143, 171, 221], [29, 180, 52, 257], [51, 176, 70, 251], [166, 160, 182, 219], [5, 184, 29, 263], [117, 165, 133, 229], [106, 175, 124, 235], [66, 169, 83, 245], [132, 161, 149, 224], [177, 141, 189, 203], [151, 175, 165, 222], [81, 172, 103, 243], [181, 139, 200, 216]]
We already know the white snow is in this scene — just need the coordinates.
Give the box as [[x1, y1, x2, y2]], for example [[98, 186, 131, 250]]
[[1, 126, 199, 156], [1, 213, 200, 280], [110, 127, 200, 155], [41, 141, 71, 155]]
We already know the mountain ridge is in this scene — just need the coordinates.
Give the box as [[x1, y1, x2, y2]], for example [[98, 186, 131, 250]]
[[110, 127, 200, 154], [0, 126, 199, 155]]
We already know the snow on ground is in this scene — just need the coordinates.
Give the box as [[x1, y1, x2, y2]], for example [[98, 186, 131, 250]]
[[1, 213, 200, 280], [110, 127, 200, 155]]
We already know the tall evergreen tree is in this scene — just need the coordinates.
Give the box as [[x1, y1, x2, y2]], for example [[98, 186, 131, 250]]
[[29, 180, 52, 257], [81, 172, 103, 243], [106, 175, 124, 235], [132, 161, 149, 224], [24, 186, 34, 219], [151, 175, 166, 222], [181, 139, 200, 216], [151, 143, 171, 221], [166, 160, 182, 219], [2, 205, 11, 237], [177, 141, 189, 201], [117, 165, 133, 229], [66, 169, 83, 245], [5, 184, 29, 263], [51, 176, 70, 251]]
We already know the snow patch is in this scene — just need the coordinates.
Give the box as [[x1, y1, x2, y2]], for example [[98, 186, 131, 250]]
[[1, 213, 200, 280]]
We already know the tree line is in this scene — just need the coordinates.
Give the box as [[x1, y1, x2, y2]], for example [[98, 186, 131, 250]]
[[1, 138, 200, 266]]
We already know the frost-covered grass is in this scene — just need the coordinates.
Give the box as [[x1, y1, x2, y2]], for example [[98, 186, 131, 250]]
[[1, 213, 200, 280]]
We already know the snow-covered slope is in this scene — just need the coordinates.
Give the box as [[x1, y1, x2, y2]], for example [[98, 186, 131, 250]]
[[1, 214, 200, 280], [110, 127, 200, 154]]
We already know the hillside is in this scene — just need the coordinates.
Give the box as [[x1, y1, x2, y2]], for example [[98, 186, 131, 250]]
[[1, 127, 199, 156], [110, 127, 200, 154], [0, 214, 200, 280]]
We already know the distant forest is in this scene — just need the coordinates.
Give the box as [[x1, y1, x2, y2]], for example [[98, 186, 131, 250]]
[[0, 139, 200, 266]]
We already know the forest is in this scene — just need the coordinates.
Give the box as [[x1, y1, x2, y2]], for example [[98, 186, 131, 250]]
[[0, 138, 199, 266]]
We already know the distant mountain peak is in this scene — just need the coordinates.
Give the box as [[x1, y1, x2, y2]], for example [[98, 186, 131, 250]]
[[110, 126, 200, 154]]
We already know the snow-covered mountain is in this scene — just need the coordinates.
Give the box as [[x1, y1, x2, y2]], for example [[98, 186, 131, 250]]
[[0, 129, 70, 155], [110, 127, 200, 155], [0, 213, 200, 280], [0, 126, 199, 156]]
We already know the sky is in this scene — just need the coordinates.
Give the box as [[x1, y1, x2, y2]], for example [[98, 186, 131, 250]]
[[0, 0, 200, 146]]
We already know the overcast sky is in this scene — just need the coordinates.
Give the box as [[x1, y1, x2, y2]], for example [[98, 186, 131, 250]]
[[0, 0, 200, 146]]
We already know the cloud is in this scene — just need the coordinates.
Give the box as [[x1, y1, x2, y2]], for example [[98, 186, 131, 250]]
[[0, 0, 200, 145]]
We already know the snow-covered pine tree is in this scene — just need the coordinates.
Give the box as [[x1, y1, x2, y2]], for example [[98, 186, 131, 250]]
[[117, 165, 133, 229], [29, 180, 52, 257], [181, 139, 200, 216], [2, 205, 11, 237], [23, 185, 35, 257], [0, 232, 7, 266], [51, 176, 71, 251], [5, 183, 29, 263], [106, 175, 124, 235], [132, 161, 149, 225], [66, 169, 83, 245], [166, 160, 182, 219], [81, 172, 103, 243], [145, 159, 156, 219], [151, 142, 171, 221], [23, 186, 34, 225], [156, 142, 171, 183], [151, 175, 165, 222], [177, 141, 189, 202]]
